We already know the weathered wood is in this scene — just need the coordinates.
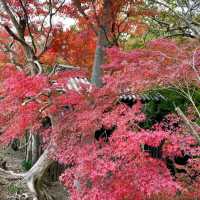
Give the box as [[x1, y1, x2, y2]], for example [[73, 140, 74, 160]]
[[0, 144, 55, 200]]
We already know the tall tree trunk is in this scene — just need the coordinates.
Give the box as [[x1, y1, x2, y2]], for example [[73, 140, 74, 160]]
[[31, 134, 40, 165], [25, 132, 41, 167], [73, 0, 112, 194], [25, 132, 32, 162], [91, 0, 111, 87]]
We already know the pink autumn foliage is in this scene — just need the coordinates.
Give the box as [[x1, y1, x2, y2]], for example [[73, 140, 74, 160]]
[[103, 39, 199, 92], [58, 129, 182, 200], [0, 39, 200, 199]]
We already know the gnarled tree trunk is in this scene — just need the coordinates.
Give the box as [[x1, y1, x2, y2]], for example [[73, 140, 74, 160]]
[[0, 144, 55, 200], [24, 144, 55, 200]]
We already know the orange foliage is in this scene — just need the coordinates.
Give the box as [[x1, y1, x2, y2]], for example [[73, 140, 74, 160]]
[[40, 48, 57, 66], [50, 29, 96, 73], [0, 51, 9, 66], [39, 0, 154, 73]]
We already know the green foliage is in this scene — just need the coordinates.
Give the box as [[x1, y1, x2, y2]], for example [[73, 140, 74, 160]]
[[144, 0, 200, 39], [125, 35, 145, 50], [21, 160, 32, 171], [140, 87, 189, 128], [193, 88, 200, 105], [7, 183, 24, 194]]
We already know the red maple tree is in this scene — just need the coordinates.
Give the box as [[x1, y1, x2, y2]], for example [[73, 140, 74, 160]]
[[0, 39, 200, 199], [0, 1, 200, 200]]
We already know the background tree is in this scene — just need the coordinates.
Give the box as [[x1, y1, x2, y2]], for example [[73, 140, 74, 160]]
[[0, 0, 67, 73], [48, 27, 96, 74], [146, 0, 200, 39], [70, 0, 149, 86]]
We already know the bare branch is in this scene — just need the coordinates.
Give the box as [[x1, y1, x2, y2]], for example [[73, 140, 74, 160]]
[[22, 90, 51, 106], [0, 0, 21, 36], [191, 48, 200, 83], [149, 0, 200, 39], [42, 0, 53, 53], [72, 0, 98, 35], [4, 25, 30, 48], [176, 107, 200, 145], [18, 0, 37, 53], [34, 60, 43, 74], [0, 167, 24, 180], [48, 64, 80, 76]]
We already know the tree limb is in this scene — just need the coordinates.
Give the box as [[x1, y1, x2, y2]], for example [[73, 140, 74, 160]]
[[175, 107, 200, 145], [4, 25, 29, 48], [18, 0, 37, 54], [0, 0, 21, 35]]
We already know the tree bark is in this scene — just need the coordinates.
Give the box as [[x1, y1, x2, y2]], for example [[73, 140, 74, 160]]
[[24, 144, 55, 200], [31, 134, 40, 165], [25, 132, 41, 166], [25, 133, 32, 162], [91, 0, 111, 87]]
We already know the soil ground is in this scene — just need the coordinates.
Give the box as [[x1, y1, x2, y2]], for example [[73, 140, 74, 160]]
[[0, 146, 69, 200]]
